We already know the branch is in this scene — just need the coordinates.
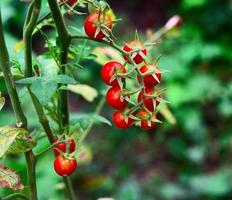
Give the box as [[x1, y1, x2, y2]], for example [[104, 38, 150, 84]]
[[46, 1, 75, 199], [0, 8, 37, 200], [0, 10, 27, 128], [23, 0, 54, 143], [47, 0, 71, 133]]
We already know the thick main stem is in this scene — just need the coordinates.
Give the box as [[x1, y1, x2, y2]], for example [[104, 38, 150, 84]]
[[46, 1, 75, 199], [0, 9, 37, 200], [47, 0, 70, 133], [25, 151, 38, 200]]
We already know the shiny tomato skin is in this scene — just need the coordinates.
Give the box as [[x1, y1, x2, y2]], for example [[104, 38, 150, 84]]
[[84, 12, 112, 40], [137, 88, 160, 112], [138, 65, 161, 88], [123, 41, 147, 64], [52, 137, 76, 157], [106, 86, 129, 110], [60, 0, 77, 7], [112, 110, 134, 129], [138, 110, 156, 130], [101, 61, 126, 86], [54, 155, 77, 176]]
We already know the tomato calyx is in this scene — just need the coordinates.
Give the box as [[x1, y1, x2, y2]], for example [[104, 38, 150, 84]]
[[138, 88, 161, 112], [123, 41, 147, 64], [112, 109, 134, 129], [84, 12, 113, 40], [52, 136, 76, 156], [101, 61, 126, 86], [136, 110, 157, 130]]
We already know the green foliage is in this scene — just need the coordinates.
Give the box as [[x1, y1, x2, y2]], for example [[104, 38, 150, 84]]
[[0, 126, 36, 158], [70, 113, 111, 131]]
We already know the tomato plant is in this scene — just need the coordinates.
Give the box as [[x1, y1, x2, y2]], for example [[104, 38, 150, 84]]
[[0, 0, 174, 199]]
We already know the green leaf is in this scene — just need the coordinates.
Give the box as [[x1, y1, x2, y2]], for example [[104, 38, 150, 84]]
[[0, 164, 24, 190], [16, 77, 40, 84], [31, 79, 57, 105], [68, 84, 98, 102], [52, 74, 77, 84], [0, 126, 36, 158], [70, 113, 111, 130]]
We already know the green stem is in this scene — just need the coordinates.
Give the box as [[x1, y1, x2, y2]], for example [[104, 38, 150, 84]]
[[23, 0, 54, 143], [46, 1, 75, 199], [63, 177, 76, 200], [77, 97, 105, 146], [0, 9, 37, 200], [25, 151, 38, 200], [35, 139, 67, 158], [47, 0, 71, 133], [0, 9, 27, 128], [27, 88, 54, 143], [24, 0, 41, 78]]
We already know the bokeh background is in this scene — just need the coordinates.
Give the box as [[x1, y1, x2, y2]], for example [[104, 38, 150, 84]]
[[1, 0, 232, 199]]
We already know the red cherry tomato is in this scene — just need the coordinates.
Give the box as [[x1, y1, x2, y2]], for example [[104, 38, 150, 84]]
[[101, 61, 126, 86], [106, 86, 129, 110], [123, 41, 147, 64], [60, 0, 77, 7], [84, 12, 112, 40], [52, 137, 76, 157], [138, 65, 161, 88], [138, 88, 160, 112], [137, 110, 156, 130], [54, 154, 77, 176], [112, 110, 134, 129]]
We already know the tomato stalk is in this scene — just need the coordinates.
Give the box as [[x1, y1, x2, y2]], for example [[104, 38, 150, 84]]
[[46, 0, 76, 199], [0, 8, 37, 200]]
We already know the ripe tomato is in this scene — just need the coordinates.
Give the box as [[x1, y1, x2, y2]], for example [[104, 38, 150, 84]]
[[60, 0, 77, 7], [123, 41, 147, 64], [52, 137, 76, 157], [54, 154, 77, 176], [137, 88, 160, 112], [138, 65, 161, 88], [101, 61, 126, 86], [106, 86, 129, 110], [137, 110, 156, 130], [112, 110, 134, 129], [84, 12, 112, 40]]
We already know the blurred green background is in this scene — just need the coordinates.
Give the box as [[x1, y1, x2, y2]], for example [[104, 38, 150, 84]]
[[1, 0, 232, 199]]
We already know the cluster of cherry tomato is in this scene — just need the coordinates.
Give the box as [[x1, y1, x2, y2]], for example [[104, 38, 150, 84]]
[[82, 11, 162, 130], [52, 137, 77, 176]]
